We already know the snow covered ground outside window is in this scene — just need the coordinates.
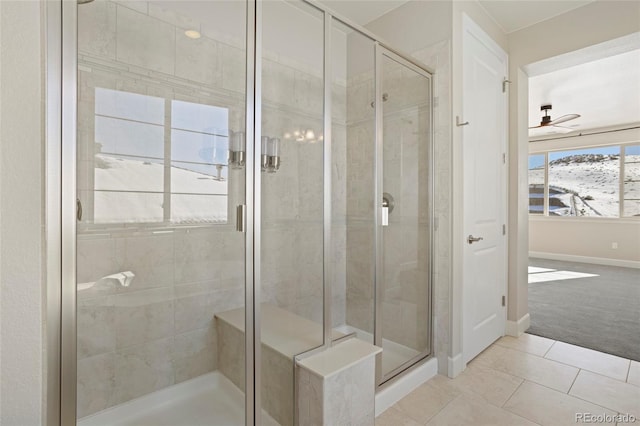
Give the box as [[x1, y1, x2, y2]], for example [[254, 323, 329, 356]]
[[528, 145, 640, 218]]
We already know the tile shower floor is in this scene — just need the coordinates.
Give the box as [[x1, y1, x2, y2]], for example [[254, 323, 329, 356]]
[[375, 333, 640, 425]]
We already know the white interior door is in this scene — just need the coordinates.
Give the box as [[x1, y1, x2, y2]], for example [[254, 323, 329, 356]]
[[462, 15, 508, 364]]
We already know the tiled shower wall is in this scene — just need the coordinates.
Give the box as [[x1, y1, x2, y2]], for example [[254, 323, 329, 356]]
[[75, 0, 347, 417]]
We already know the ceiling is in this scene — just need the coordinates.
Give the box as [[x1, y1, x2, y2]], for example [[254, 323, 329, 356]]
[[317, 0, 595, 30], [528, 48, 640, 137], [317, 0, 410, 26], [477, 0, 595, 34]]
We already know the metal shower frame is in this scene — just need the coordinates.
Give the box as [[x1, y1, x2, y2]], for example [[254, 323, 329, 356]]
[[46, 0, 435, 424]]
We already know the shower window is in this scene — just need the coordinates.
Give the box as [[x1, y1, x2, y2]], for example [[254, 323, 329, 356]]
[[89, 88, 230, 225]]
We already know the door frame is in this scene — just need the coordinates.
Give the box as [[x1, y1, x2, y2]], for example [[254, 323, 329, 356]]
[[460, 13, 509, 366], [374, 44, 435, 386]]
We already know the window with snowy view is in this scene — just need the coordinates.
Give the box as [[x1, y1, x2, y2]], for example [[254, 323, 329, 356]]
[[91, 88, 229, 225], [547, 147, 620, 217]]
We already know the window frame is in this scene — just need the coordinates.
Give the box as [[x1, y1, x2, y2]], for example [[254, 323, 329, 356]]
[[528, 141, 640, 220], [82, 89, 233, 231]]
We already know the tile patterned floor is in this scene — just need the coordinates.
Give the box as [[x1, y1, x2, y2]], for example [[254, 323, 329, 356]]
[[376, 333, 640, 425]]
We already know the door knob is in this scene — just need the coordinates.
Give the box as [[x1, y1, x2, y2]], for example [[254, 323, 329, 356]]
[[467, 235, 484, 244]]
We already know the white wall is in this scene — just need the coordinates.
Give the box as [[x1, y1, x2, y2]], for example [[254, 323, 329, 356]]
[[530, 218, 640, 265], [507, 0, 640, 324], [0, 1, 45, 425]]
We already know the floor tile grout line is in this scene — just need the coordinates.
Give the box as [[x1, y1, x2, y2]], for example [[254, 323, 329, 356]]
[[567, 392, 626, 416], [542, 339, 633, 364], [421, 393, 463, 425], [542, 340, 556, 358], [503, 406, 544, 426], [485, 343, 630, 386], [575, 366, 640, 386], [508, 377, 624, 417], [508, 409, 544, 426], [493, 340, 554, 359], [479, 361, 571, 396], [493, 344, 585, 375], [624, 360, 631, 383], [543, 357, 630, 383], [567, 368, 581, 394], [500, 377, 525, 408], [567, 370, 633, 413]]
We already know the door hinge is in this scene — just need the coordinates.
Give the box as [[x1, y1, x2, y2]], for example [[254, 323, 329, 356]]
[[502, 295, 506, 307], [502, 224, 506, 235], [502, 153, 506, 164], [502, 77, 511, 93]]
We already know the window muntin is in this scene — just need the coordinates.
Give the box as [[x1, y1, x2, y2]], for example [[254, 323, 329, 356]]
[[528, 154, 545, 215], [623, 144, 640, 217], [91, 88, 229, 225]]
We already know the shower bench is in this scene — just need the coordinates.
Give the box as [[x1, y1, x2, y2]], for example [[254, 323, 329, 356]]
[[215, 304, 345, 426]]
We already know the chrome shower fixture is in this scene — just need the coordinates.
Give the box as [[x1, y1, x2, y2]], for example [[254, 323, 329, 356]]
[[229, 131, 246, 170], [97, 271, 135, 288], [261, 136, 281, 173]]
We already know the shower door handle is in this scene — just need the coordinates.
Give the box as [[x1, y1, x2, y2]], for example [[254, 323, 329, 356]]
[[381, 206, 389, 226], [236, 204, 246, 233]]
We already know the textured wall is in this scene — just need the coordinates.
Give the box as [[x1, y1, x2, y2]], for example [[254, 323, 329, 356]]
[[0, 1, 45, 424]]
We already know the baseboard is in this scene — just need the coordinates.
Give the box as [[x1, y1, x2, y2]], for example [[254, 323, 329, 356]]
[[506, 313, 530, 337], [529, 251, 640, 269], [447, 353, 464, 378], [375, 357, 438, 416]]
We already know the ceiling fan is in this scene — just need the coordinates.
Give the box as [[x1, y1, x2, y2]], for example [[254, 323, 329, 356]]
[[529, 104, 580, 130]]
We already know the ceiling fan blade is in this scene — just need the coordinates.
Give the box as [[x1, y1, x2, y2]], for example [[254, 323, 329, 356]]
[[550, 114, 580, 125], [528, 124, 544, 129]]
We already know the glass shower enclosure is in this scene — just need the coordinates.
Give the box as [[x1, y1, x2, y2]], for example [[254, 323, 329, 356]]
[[61, 0, 433, 424]]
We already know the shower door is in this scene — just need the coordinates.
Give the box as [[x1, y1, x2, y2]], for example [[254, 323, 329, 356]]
[[72, 1, 252, 424], [376, 46, 432, 383]]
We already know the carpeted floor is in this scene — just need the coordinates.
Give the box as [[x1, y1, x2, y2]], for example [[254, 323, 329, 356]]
[[527, 257, 640, 362]]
